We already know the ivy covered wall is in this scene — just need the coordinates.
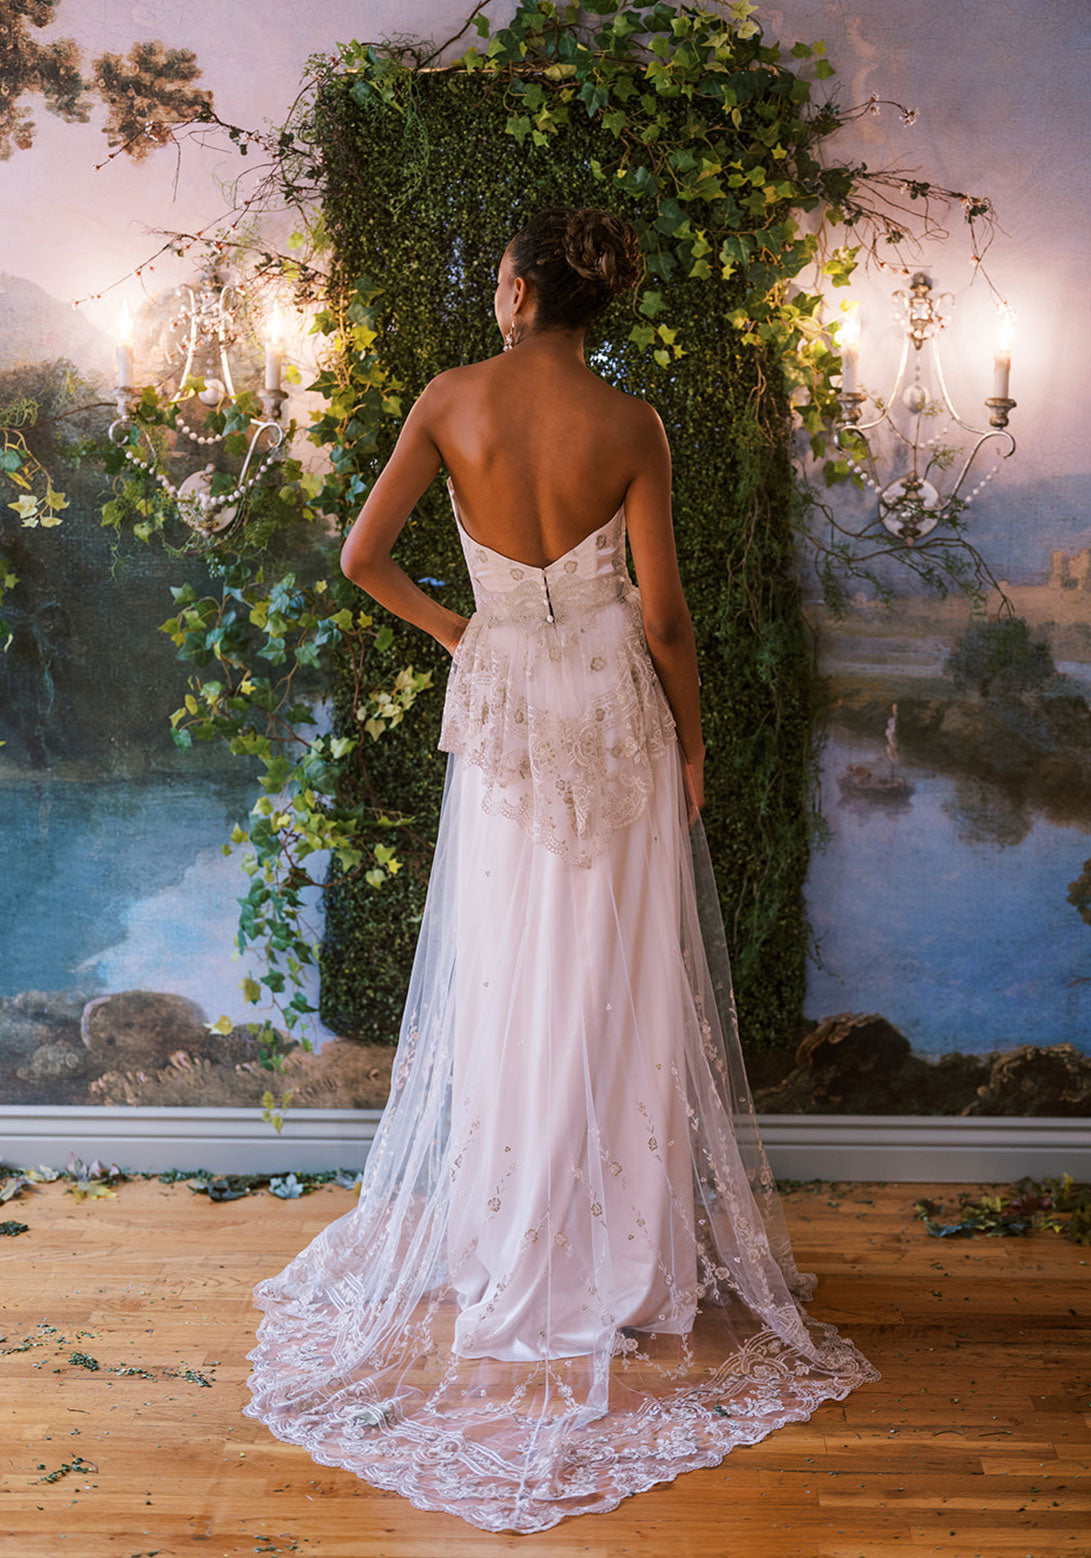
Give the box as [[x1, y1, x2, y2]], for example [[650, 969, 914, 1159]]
[[314, 64, 817, 1052]]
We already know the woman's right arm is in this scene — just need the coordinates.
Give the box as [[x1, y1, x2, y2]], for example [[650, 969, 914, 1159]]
[[623, 404, 705, 817]]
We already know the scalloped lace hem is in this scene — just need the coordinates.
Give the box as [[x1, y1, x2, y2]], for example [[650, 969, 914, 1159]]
[[241, 1330, 881, 1534]]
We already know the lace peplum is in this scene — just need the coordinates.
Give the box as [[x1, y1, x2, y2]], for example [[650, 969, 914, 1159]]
[[439, 476, 678, 867]]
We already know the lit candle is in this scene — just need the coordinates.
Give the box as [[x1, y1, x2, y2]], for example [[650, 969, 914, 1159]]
[[836, 302, 861, 395], [993, 303, 1014, 400], [115, 300, 135, 390], [264, 305, 284, 392]]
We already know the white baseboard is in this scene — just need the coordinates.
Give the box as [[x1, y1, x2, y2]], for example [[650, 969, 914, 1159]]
[[2, 1106, 1088, 1181]]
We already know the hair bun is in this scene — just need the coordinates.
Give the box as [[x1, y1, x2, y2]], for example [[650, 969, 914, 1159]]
[[562, 209, 643, 300], [507, 205, 645, 331]]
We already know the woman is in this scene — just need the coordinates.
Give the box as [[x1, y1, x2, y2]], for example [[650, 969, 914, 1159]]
[[243, 207, 880, 1533]]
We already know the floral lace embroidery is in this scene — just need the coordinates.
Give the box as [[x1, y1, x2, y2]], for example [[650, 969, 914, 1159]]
[[243, 1287, 880, 1534], [439, 577, 677, 869]]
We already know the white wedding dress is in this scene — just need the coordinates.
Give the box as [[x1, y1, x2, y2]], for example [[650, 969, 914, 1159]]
[[242, 474, 881, 1532]]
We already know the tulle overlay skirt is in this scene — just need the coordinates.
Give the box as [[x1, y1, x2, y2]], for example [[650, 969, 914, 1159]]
[[242, 738, 881, 1533]]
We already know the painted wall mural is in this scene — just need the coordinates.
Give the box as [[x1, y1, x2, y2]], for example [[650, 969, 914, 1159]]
[[1, 1, 1088, 1119], [790, 575, 1091, 1115]]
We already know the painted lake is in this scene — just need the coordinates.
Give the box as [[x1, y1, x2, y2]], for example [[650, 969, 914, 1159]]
[[805, 726, 1091, 1056]]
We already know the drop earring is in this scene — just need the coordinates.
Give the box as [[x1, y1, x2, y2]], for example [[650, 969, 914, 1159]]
[[503, 318, 516, 351]]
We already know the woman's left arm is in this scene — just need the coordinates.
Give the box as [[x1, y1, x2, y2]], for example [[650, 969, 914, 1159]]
[[340, 375, 469, 655]]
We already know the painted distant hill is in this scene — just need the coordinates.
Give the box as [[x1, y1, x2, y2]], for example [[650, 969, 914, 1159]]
[[0, 272, 112, 379]]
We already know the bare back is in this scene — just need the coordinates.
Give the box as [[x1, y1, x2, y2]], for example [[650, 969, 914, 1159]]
[[339, 333, 702, 770], [430, 348, 650, 571]]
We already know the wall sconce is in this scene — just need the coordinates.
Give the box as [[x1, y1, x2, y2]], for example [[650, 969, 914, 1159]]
[[108, 261, 289, 538], [833, 272, 1017, 544]]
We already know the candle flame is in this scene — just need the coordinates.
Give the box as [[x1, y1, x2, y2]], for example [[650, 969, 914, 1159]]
[[116, 299, 134, 346], [995, 303, 1015, 352], [835, 301, 861, 349], [265, 304, 286, 347]]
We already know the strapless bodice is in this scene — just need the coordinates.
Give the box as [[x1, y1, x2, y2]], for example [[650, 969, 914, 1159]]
[[438, 475, 678, 868], [447, 475, 633, 626]]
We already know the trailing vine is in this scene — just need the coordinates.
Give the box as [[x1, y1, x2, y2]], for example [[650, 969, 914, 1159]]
[[0, 381, 77, 649]]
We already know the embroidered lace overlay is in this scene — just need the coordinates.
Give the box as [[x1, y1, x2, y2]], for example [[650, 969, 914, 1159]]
[[242, 476, 882, 1533], [438, 475, 677, 868]]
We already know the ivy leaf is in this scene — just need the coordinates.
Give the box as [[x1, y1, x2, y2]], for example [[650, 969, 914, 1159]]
[[66, 1181, 118, 1202]]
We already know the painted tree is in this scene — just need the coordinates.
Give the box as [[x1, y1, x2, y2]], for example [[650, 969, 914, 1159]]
[[0, 1, 86, 157], [0, 0, 210, 161], [1069, 860, 1091, 927], [92, 41, 212, 162], [946, 617, 1056, 700]]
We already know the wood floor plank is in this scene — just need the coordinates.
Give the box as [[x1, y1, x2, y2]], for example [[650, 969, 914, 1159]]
[[1, 1174, 1087, 1556]]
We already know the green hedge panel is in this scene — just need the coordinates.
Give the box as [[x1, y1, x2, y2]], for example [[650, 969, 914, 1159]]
[[315, 73, 816, 1053]]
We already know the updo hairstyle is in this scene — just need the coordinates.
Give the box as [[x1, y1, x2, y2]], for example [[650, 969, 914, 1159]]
[[507, 206, 644, 331]]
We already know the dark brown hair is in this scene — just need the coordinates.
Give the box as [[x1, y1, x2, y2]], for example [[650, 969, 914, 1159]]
[[507, 206, 644, 331]]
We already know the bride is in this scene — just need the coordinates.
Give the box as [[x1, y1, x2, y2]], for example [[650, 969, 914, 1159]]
[[242, 205, 881, 1533]]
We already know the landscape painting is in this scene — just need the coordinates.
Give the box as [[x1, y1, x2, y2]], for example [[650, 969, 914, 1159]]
[[1, 0, 1087, 1121]]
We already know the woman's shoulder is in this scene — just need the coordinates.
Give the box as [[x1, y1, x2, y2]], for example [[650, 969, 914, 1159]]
[[418, 360, 497, 413], [420, 363, 476, 397], [430, 359, 491, 388], [430, 358, 651, 400], [423, 360, 662, 448]]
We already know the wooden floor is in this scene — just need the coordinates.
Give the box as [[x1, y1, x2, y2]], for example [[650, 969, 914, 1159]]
[[1, 1174, 1088, 1558]]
